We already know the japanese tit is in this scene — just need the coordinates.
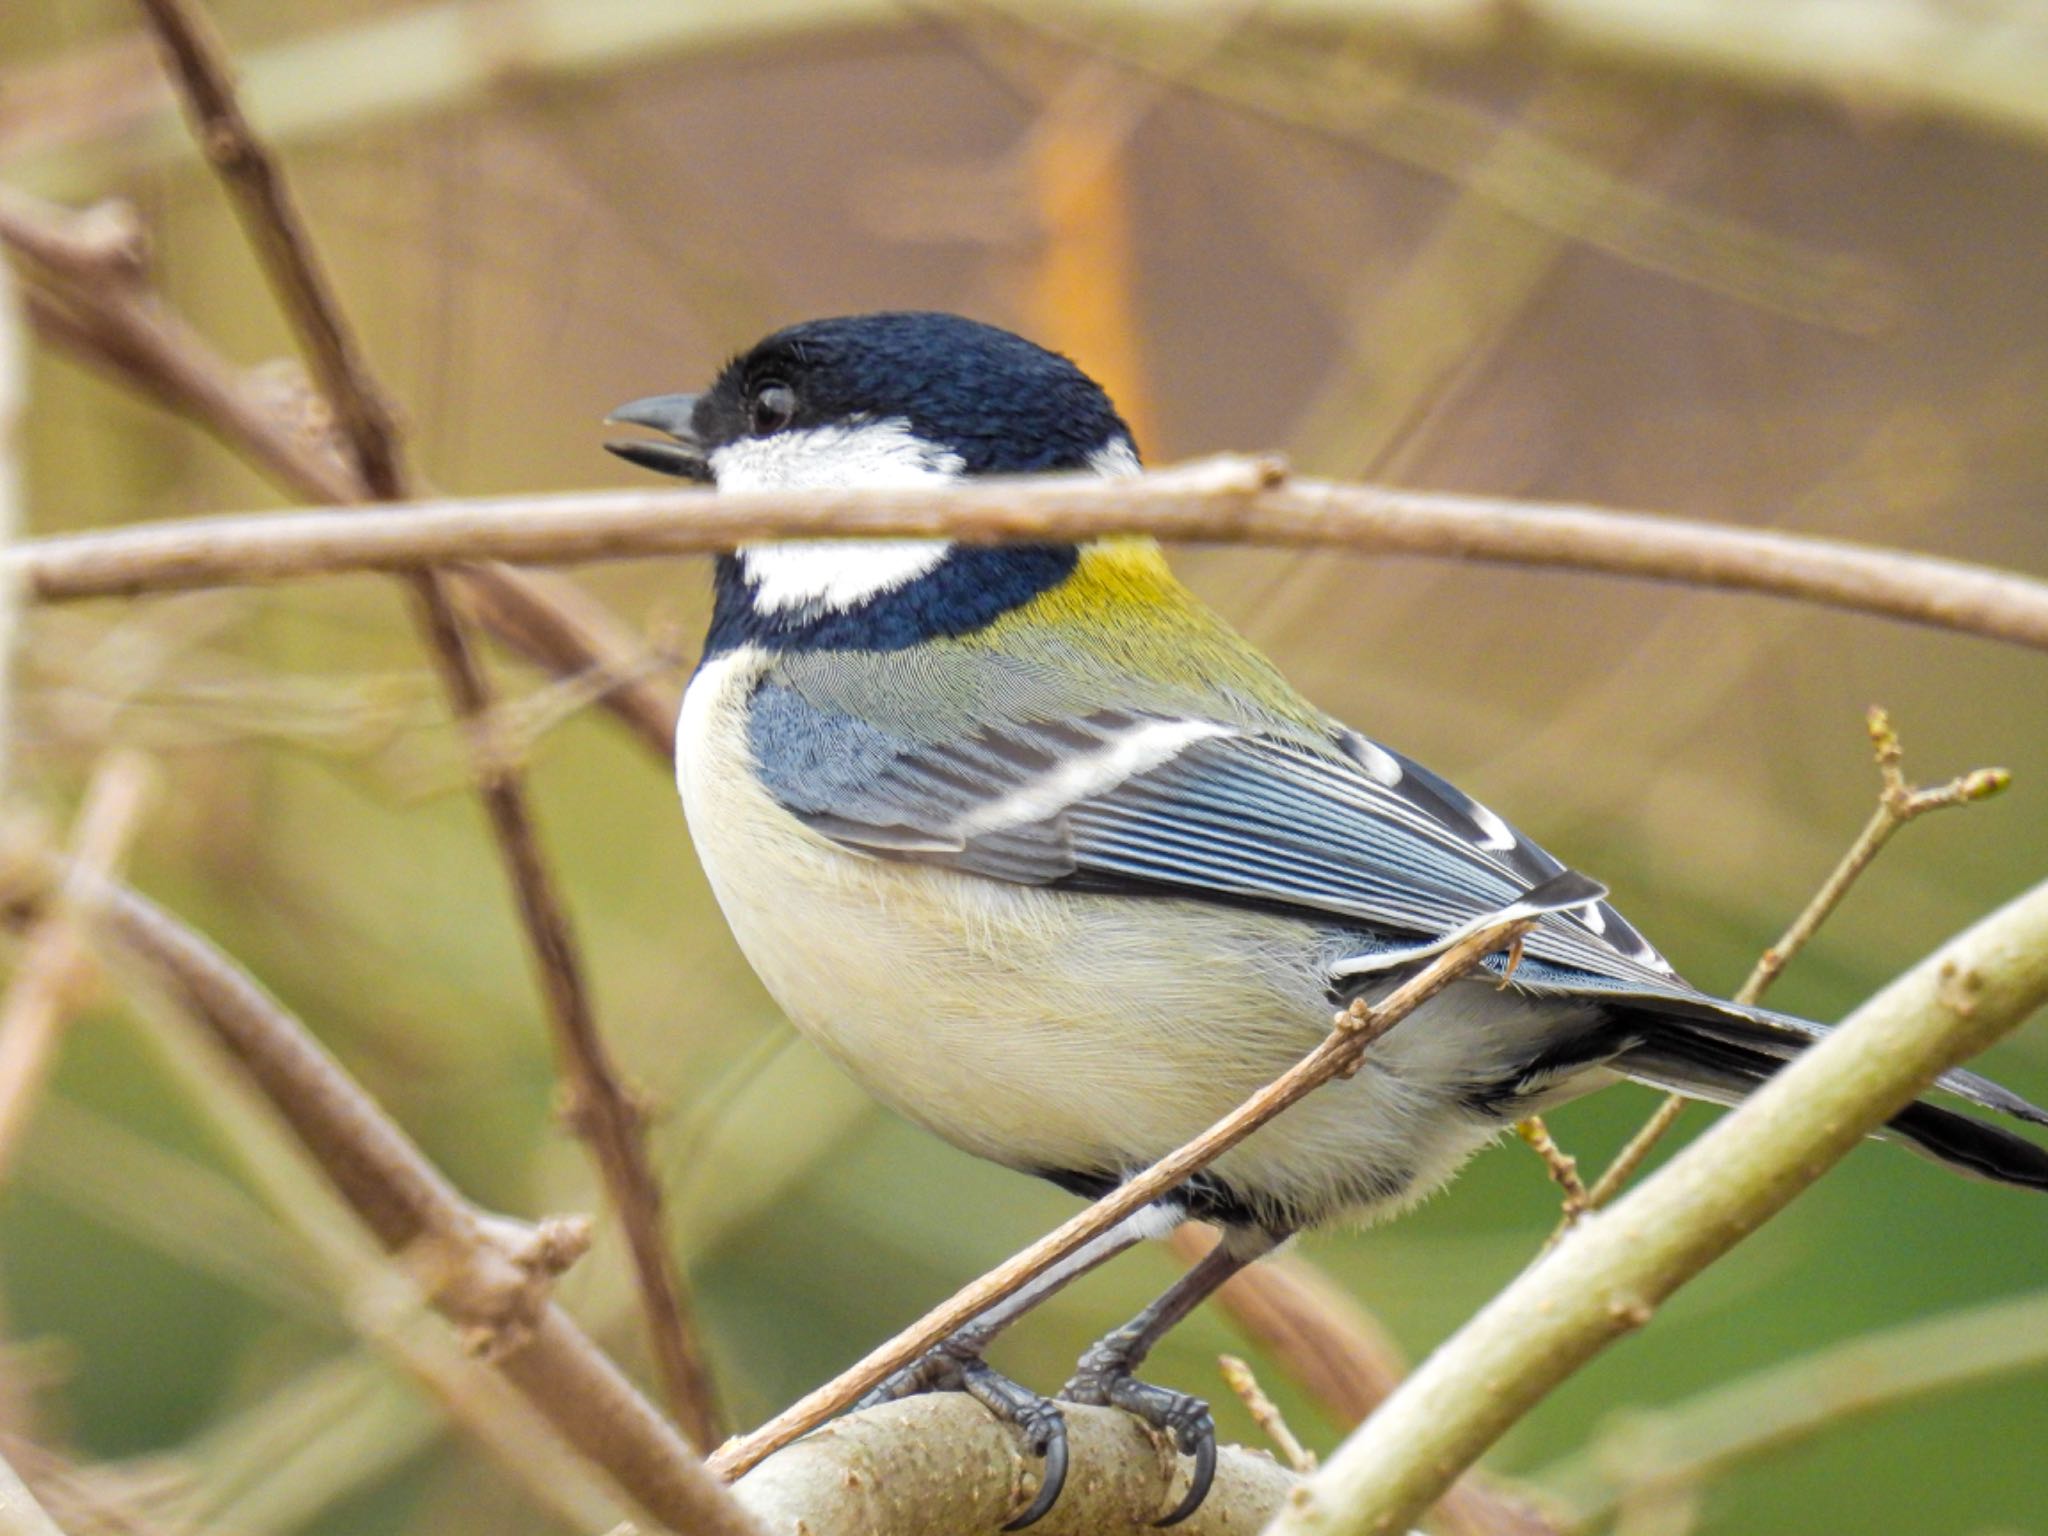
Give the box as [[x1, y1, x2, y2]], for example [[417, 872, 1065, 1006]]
[[609, 312, 2048, 1526]]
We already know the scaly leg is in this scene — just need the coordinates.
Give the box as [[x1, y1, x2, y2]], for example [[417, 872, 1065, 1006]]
[[1060, 1228, 1284, 1527]]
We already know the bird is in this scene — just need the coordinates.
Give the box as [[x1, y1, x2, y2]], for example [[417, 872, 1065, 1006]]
[[608, 311, 2048, 1527]]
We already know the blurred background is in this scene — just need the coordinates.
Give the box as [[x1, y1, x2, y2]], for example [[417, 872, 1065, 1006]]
[[3, 2, 2047, 1534]]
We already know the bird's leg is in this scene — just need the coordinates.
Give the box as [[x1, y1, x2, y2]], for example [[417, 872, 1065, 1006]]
[[1060, 1228, 1284, 1527], [854, 1213, 1159, 1530]]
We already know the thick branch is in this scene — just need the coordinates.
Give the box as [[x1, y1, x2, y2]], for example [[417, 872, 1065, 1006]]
[[11, 459, 2048, 655], [1267, 874, 2048, 1536], [734, 1395, 1292, 1536], [0, 832, 754, 1536]]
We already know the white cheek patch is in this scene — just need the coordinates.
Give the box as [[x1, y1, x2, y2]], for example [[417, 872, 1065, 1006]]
[[1088, 437, 1142, 478], [717, 416, 966, 615], [709, 417, 965, 492]]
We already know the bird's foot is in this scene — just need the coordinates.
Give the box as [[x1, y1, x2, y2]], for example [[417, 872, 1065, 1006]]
[[1061, 1343, 1216, 1527], [856, 1341, 1070, 1531]]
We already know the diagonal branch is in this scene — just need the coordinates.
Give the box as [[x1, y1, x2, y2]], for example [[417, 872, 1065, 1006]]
[[124, 0, 713, 1441], [9, 458, 2048, 657], [1580, 706, 2011, 1213], [1266, 873, 2048, 1536]]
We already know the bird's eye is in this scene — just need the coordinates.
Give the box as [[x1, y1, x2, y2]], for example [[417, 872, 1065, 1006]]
[[750, 383, 797, 435]]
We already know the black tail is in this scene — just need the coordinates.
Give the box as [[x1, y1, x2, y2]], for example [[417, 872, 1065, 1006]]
[[1610, 997, 2048, 1193]]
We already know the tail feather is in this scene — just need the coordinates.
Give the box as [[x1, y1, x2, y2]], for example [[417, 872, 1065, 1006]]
[[1609, 1001, 2048, 1193]]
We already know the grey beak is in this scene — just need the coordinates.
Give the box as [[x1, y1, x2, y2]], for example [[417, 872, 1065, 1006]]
[[605, 392, 709, 481]]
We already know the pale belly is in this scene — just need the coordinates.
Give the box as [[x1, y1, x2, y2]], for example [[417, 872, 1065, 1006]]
[[677, 649, 1574, 1229]]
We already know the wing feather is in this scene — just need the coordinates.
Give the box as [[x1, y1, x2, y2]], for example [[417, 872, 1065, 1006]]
[[746, 676, 1680, 988]]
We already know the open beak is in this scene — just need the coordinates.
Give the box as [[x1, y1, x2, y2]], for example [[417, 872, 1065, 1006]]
[[605, 393, 709, 481]]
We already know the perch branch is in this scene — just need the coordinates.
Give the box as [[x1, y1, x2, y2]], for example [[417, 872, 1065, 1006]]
[[710, 892, 1552, 1483], [1266, 872, 2048, 1536], [10, 460, 2048, 657], [0, 832, 756, 1536], [734, 1395, 1292, 1536], [127, 0, 713, 1439], [1582, 706, 2010, 1211]]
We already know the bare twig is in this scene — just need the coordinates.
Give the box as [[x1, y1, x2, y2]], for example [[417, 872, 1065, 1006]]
[[1538, 1287, 2048, 1531], [1169, 1229, 1558, 1536], [126, 0, 713, 1441], [1582, 707, 2009, 1211], [1217, 1355, 1315, 1473], [0, 832, 757, 1536], [10, 461, 2048, 658], [710, 891, 1553, 1481], [1267, 874, 2048, 1536], [1515, 1115, 1589, 1221], [0, 751, 155, 1178]]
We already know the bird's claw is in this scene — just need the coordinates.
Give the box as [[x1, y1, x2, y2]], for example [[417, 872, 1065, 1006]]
[[1062, 1358, 1218, 1526], [850, 1343, 1071, 1530]]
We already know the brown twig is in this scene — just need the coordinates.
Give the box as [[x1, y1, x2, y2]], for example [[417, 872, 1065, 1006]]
[[710, 889, 1556, 1481], [1217, 1355, 1315, 1473], [1515, 1115, 1589, 1220], [125, 0, 713, 1441], [0, 752, 156, 1180], [10, 460, 2048, 658], [1581, 707, 2009, 1212], [0, 832, 757, 1536]]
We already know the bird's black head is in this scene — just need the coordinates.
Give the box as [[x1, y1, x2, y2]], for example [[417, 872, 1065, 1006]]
[[606, 311, 1138, 488], [607, 313, 1143, 658]]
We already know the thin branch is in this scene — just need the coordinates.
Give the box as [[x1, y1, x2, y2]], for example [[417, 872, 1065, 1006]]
[[1537, 1287, 2048, 1531], [1265, 873, 2048, 1536], [0, 831, 757, 1536], [0, 751, 155, 1179], [1168, 1228, 1559, 1536], [1218, 1356, 1316, 1474], [734, 1395, 1293, 1536], [10, 460, 2048, 657], [126, 0, 713, 1441], [1581, 707, 2009, 1211], [710, 892, 1553, 1482]]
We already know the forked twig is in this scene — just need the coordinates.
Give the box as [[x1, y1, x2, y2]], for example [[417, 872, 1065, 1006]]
[[1580, 706, 2009, 1214], [125, 0, 714, 1442]]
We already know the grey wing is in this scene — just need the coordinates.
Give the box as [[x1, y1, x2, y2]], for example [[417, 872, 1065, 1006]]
[[746, 680, 1682, 988]]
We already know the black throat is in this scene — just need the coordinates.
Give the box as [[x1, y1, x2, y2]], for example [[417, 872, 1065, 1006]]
[[701, 543, 1081, 659]]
